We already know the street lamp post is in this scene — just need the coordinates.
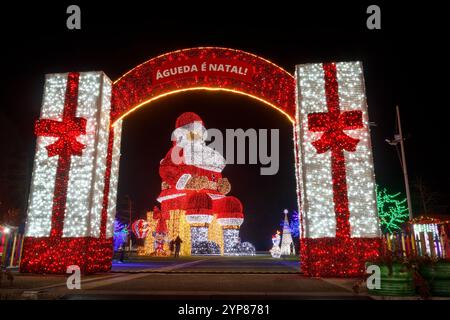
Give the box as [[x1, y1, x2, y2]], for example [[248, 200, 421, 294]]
[[385, 105, 413, 220], [125, 195, 133, 252]]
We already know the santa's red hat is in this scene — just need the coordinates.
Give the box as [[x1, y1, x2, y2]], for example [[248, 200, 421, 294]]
[[175, 112, 203, 129]]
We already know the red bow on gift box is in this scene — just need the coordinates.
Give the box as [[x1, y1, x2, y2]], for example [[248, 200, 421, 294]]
[[35, 117, 87, 157], [308, 110, 362, 154]]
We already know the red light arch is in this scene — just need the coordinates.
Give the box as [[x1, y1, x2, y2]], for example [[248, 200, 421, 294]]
[[111, 47, 296, 125]]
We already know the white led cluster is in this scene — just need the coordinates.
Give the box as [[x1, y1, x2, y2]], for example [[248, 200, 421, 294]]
[[336, 62, 380, 238], [25, 74, 67, 237], [89, 74, 113, 237], [157, 193, 186, 203], [64, 73, 102, 237], [106, 120, 123, 238], [292, 124, 302, 239], [296, 64, 336, 238], [413, 223, 440, 255], [295, 62, 380, 239], [280, 214, 294, 255], [185, 214, 214, 224], [217, 218, 243, 227], [190, 226, 209, 243], [223, 228, 240, 254]]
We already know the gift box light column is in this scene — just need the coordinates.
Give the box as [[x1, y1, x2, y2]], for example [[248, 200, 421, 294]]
[[295, 62, 382, 277], [20, 72, 122, 274]]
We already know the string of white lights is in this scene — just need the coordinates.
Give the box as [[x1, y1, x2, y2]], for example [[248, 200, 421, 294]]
[[336, 62, 380, 238], [106, 119, 123, 238], [296, 63, 336, 238], [25, 74, 67, 237]]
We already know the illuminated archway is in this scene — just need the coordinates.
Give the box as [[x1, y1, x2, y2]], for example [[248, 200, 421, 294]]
[[111, 47, 296, 124], [20, 47, 381, 277]]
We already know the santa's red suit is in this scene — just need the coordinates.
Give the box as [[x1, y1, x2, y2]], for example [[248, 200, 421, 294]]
[[157, 112, 231, 213]]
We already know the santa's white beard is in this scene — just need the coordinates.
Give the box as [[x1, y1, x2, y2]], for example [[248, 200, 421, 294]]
[[181, 141, 225, 172]]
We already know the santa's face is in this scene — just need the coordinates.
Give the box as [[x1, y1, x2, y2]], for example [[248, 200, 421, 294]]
[[171, 120, 226, 172], [187, 131, 202, 141], [154, 232, 166, 241], [173, 122, 206, 147]]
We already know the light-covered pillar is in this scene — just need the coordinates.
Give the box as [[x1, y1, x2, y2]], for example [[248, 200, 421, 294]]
[[295, 62, 381, 277], [20, 72, 122, 274]]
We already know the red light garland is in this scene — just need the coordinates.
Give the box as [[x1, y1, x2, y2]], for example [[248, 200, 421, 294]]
[[20, 237, 112, 274], [301, 238, 381, 277], [99, 129, 115, 238], [111, 47, 296, 124]]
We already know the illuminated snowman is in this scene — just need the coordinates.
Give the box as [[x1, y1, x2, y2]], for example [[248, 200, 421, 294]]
[[270, 230, 282, 258]]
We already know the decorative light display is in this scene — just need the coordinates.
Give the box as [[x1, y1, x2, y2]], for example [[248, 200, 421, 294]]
[[113, 219, 128, 251], [270, 231, 282, 258], [131, 219, 150, 239], [235, 242, 256, 256], [296, 62, 381, 277], [185, 192, 214, 226], [152, 112, 249, 256], [208, 214, 224, 255], [191, 241, 221, 255], [21, 72, 120, 274], [111, 47, 296, 125], [215, 197, 244, 254], [190, 227, 210, 245], [413, 223, 440, 255], [376, 185, 409, 233], [411, 216, 442, 256], [141, 209, 172, 256], [21, 48, 381, 276], [157, 112, 229, 208], [104, 120, 123, 239], [280, 211, 294, 255], [289, 210, 300, 239], [222, 229, 240, 254]]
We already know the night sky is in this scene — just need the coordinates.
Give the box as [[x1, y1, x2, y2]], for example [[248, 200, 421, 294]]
[[0, 2, 448, 250]]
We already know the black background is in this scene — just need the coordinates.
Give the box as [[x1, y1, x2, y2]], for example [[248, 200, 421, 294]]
[[0, 1, 448, 250]]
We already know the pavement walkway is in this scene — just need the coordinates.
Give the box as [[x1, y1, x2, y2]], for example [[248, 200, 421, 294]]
[[0, 256, 437, 300]]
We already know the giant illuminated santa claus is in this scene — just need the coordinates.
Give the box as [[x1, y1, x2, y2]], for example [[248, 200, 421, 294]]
[[156, 112, 243, 250], [157, 112, 231, 206]]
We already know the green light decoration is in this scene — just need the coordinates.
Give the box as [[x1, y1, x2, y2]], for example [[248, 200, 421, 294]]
[[376, 185, 409, 234]]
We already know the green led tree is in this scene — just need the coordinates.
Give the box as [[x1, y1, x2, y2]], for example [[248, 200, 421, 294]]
[[376, 185, 409, 233]]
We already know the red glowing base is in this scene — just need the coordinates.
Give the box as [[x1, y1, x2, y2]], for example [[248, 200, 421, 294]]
[[20, 237, 113, 274], [300, 237, 382, 277]]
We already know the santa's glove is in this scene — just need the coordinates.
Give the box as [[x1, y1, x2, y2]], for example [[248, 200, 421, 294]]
[[217, 178, 231, 195], [185, 175, 209, 190]]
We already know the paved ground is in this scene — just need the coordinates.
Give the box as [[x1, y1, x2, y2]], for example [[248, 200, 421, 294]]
[[0, 255, 402, 300], [111, 255, 300, 273]]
